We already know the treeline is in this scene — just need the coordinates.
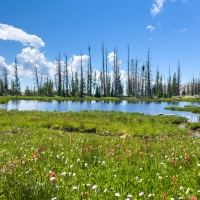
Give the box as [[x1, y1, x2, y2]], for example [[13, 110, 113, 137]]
[[0, 44, 199, 98], [0, 58, 21, 96]]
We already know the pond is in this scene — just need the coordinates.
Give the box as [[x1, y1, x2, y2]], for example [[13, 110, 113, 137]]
[[0, 100, 200, 122]]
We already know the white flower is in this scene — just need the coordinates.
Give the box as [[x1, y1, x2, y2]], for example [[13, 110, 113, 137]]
[[73, 173, 76, 177], [160, 162, 164, 165], [127, 194, 132, 198], [186, 188, 190, 194], [72, 186, 78, 190], [102, 161, 105, 165], [92, 185, 98, 190], [50, 177, 56, 181], [115, 193, 120, 197], [61, 172, 66, 176], [84, 183, 90, 187], [139, 192, 144, 196], [139, 168, 143, 170], [85, 163, 88, 167], [198, 163, 200, 167], [70, 165, 73, 168], [198, 190, 200, 192], [148, 194, 153, 197], [104, 188, 107, 192], [51, 197, 57, 200], [114, 175, 117, 178], [180, 186, 184, 190], [158, 176, 162, 179], [171, 198, 174, 200], [77, 158, 80, 163]]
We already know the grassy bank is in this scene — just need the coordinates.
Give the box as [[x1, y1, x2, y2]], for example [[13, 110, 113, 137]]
[[0, 109, 187, 137], [1, 95, 200, 104], [1, 110, 200, 199], [165, 105, 200, 131]]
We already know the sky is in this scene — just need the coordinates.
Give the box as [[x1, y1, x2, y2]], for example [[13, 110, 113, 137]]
[[0, 0, 199, 92]]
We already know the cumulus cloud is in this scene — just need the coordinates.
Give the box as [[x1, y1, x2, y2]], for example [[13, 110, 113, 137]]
[[151, 0, 165, 16], [14, 47, 54, 79], [68, 54, 89, 76], [146, 25, 156, 32], [0, 23, 45, 48], [107, 52, 121, 67], [0, 56, 8, 69]]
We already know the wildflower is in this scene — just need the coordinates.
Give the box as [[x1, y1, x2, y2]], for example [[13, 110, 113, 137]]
[[50, 177, 56, 181], [85, 163, 88, 167], [172, 176, 176, 182], [198, 163, 200, 167], [127, 194, 132, 198], [72, 186, 78, 190], [51, 197, 57, 200], [92, 185, 98, 190], [115, 193, 120, 197], [162, 193, 167, 198], [104, 189, 107, 192], [83, 192, 88, 198], [180, 186, 184, 190], [148, 194, 153, 197], [102, 161, 105, 165], [186, 188, 190, 194], [191, 197, 197, 200], [61, 172, 66, 176], [51, 172, 56, 177], [139, 192, 144, 196], [77, 158, 80, 163]]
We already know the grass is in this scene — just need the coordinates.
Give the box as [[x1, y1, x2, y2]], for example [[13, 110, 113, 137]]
[[1, 109, 200, 199], [165, 105, 200, 114], [1, 95, 200, 104]]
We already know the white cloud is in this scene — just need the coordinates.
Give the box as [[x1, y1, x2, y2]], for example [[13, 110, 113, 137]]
[[15, 47, 55, 79], [68, 54, 89, 78], [107, 52, 121, 67], [174, 28, 188, 33], [146, 25, 156, 32], [0, 23, 45, 48], [180, 28, 187, 32], [0, 56, 8, 69], [151, 0, 165, 16]]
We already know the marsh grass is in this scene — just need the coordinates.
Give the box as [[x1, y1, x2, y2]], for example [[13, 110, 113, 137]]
[[0, 109, 199, 199]]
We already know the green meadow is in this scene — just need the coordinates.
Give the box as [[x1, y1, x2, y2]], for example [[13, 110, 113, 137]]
[[0, 109, 200, 199]]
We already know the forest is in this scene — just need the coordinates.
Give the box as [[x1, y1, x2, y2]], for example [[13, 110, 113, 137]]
[[0, 45, 199, 99]]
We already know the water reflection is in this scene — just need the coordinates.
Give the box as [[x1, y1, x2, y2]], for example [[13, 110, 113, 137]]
[[0, 100, 200, 122]]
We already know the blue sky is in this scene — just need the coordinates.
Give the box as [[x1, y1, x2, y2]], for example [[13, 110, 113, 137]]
[[0, 0, 199, 91]]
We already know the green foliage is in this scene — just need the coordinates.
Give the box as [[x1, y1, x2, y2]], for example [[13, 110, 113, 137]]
[[0, 110, 199, 199], [165, 105, 200, 114], [0, 109, 187, 137]]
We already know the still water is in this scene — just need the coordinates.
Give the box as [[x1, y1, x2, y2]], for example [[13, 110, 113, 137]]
[[0, 100, 200, 122]]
